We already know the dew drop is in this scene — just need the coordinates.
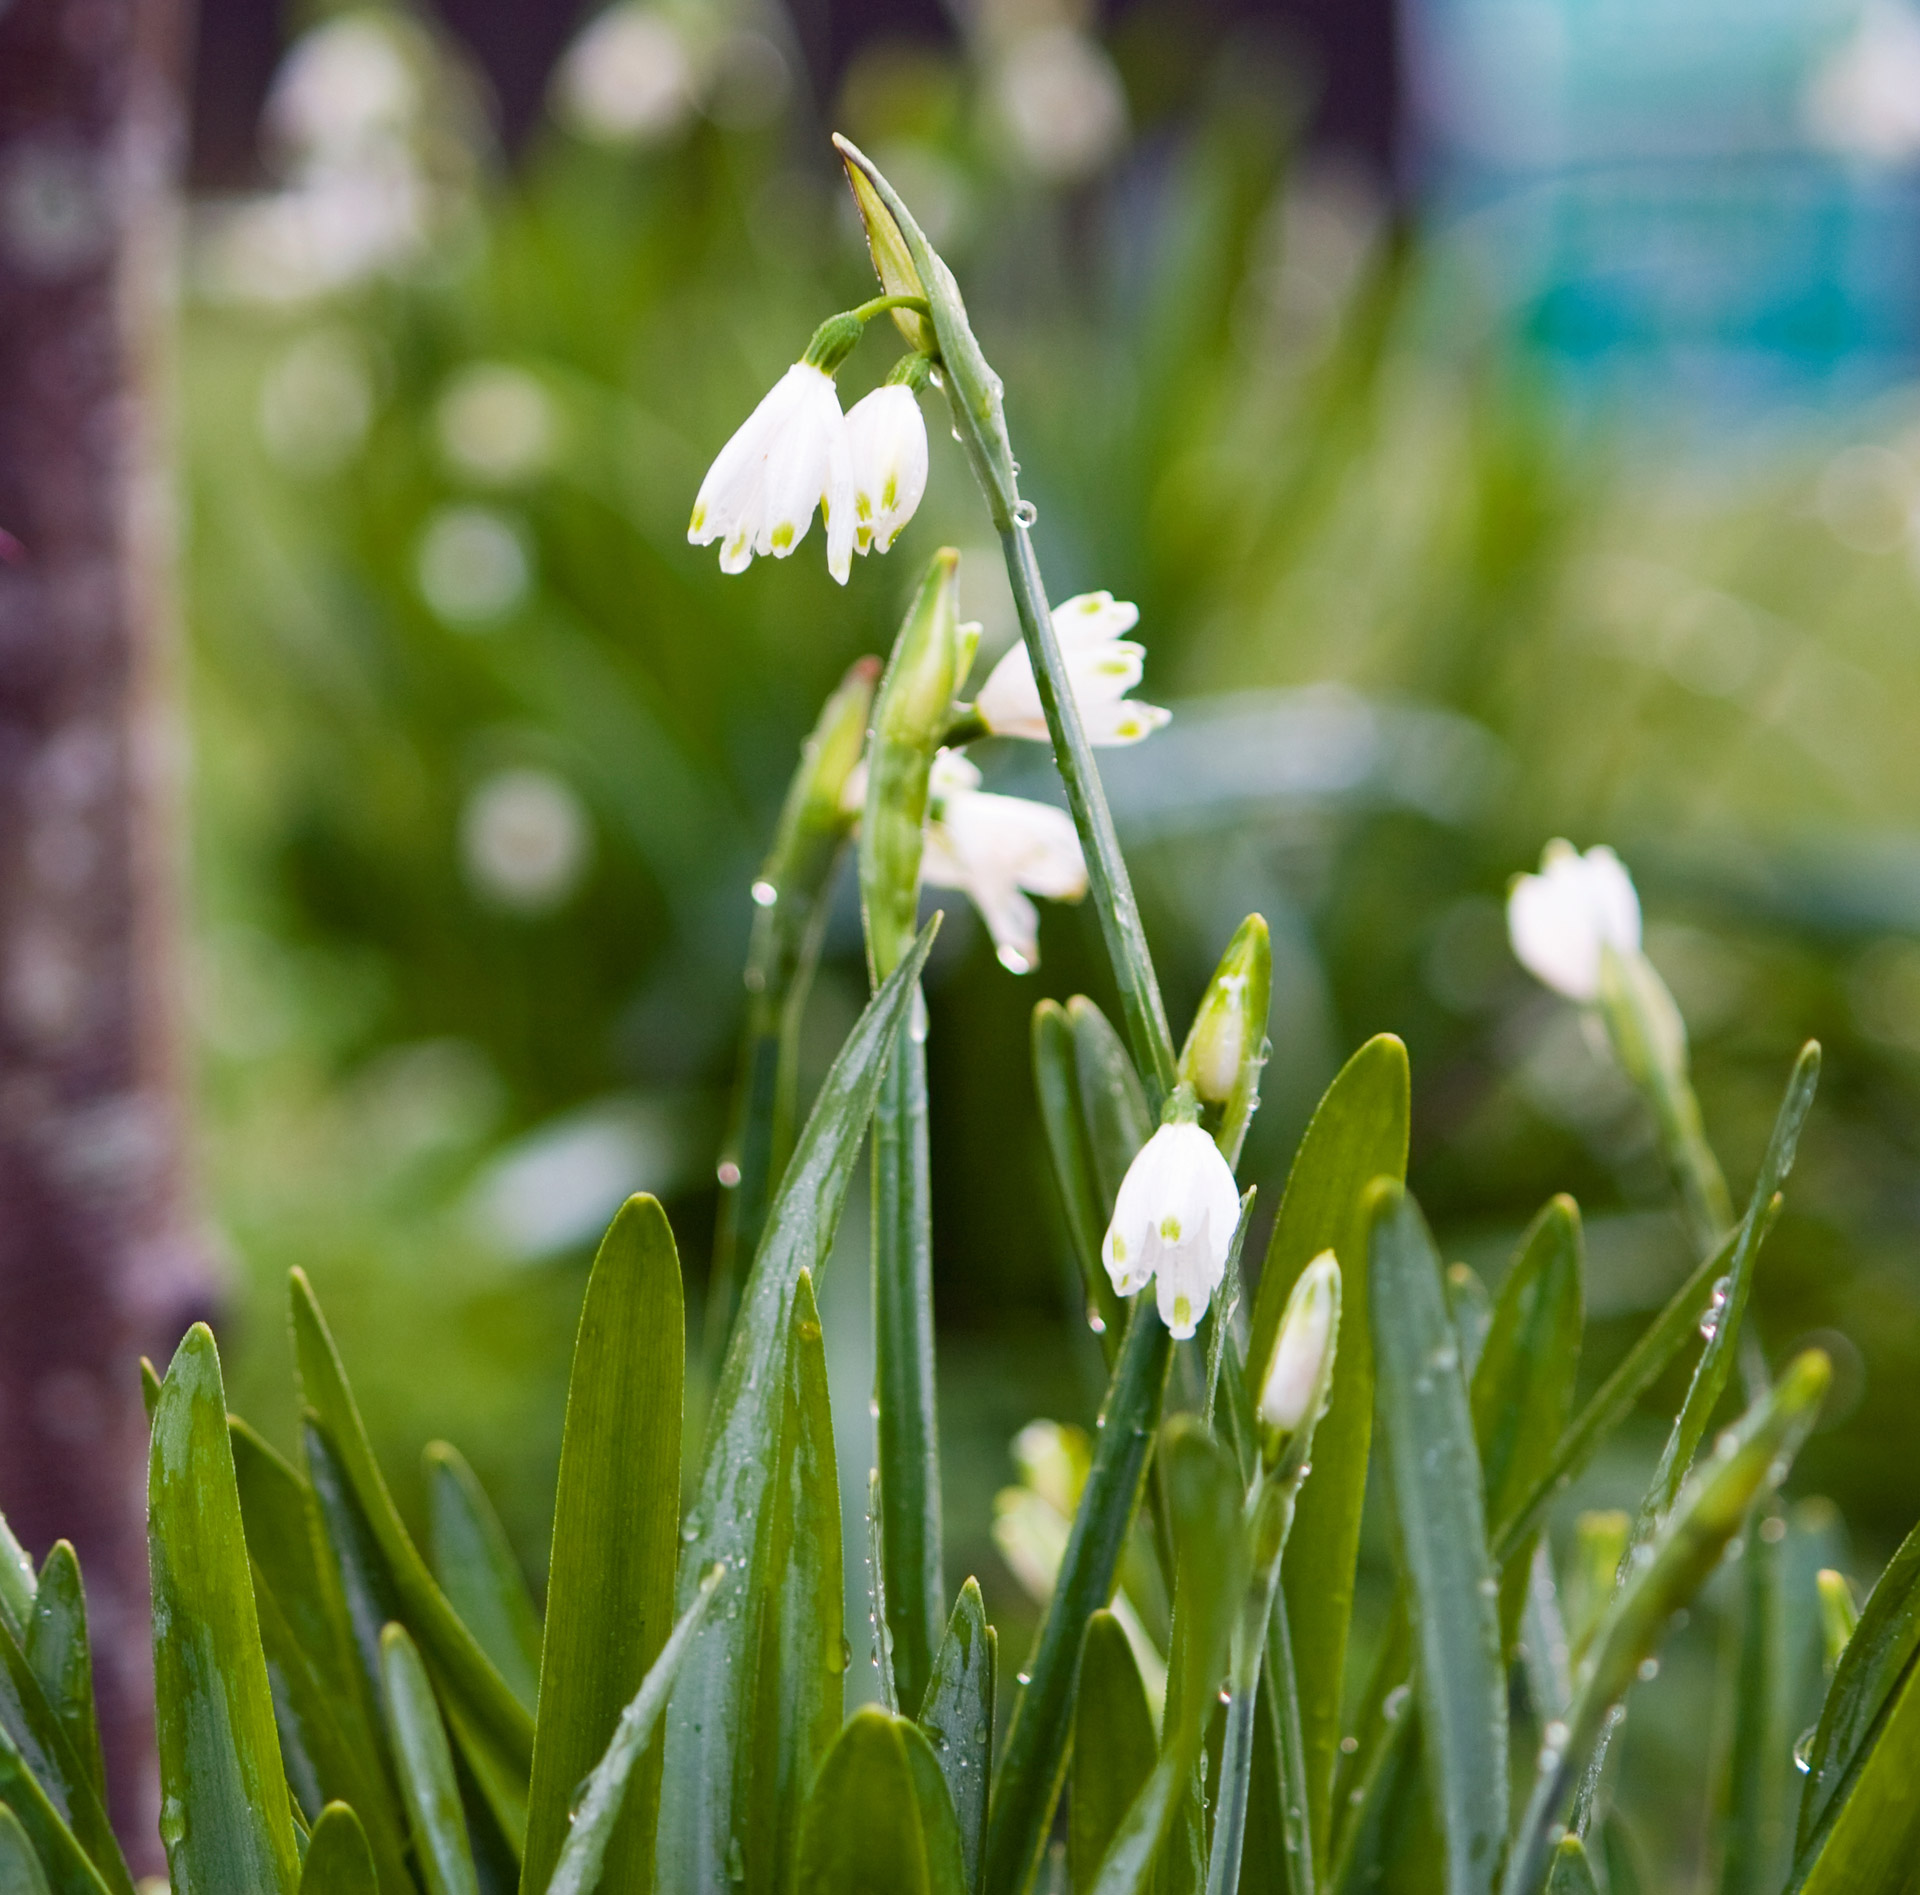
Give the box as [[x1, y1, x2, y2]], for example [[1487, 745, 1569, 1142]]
[[681, 1523, 698, 1543], [1087, 1306, 1107, 1335], [1699, 1275, 1731, 1341], [1793, 1724, 1817, 1774], [750, 879, 778, 908], [1544, 1720, 1569, 1749], [831, 1636, 851, 1674], [1637, 1657, 1660, 1682], [1218, 1687, 1232, 1705], [869, 1396, 881, 1418], [1339, 1735, 1359, 1755], [727, 1837, 747, 1884], [1013, 500, 1038, 528], [717, 1160, 742, 1188], [1382, 1683, 1411, 1723], [568, 1774, 593, 1821], [1017, 1670, 1033, 1687], [973, 1719, 990, 1745]]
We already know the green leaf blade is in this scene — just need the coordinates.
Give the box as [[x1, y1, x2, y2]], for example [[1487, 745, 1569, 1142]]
[[380, 1625, 480, 1895], [658, 923, 935, 1893], [298, 1805, 378, 1895], [1255, 1034, 1409, 1869], [1369, 1184, 1508, 1895], [920, 1579, 996, 1895], [795, 1708, 932, 1895], [24, 1548, 104, 1811], [1069, 1611, 1155, 1895], [521, 1196, 683, 1895], [425, 1443, 541, 1716], [150, 1323, 301, 1895]]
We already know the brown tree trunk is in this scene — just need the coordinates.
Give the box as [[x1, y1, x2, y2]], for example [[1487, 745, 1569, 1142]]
[[0, 0, 207, 1868]]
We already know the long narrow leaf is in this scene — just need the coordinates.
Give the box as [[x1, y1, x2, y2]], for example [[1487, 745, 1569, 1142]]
[[522, 1196, 682, 1895], [547, 1569, 721, 1895], [1069, 1613, 1154, 1895], [1715, 1508, 1786, 1895], [291, 1273, 535, 1771], [899, 1722, 972, 1895], [0, 1731, 108, 1895], [1369, 1184, 1507, 1895], [1253, 1035, 1409, 1869], [0, 1805, 51, 1895], [920, 1580, 996, 1895], [794, 1708, 934, 1895], [739, 1268, 845, 1893], [983, 1301, 1174, 1895], [658, 921, 936, 1892], [298, 1805, 378, 1895], [23, 1549, 103, 1809], [425, 1444, 541, 1714], [150, 1324, 300, 1895], [1502, 1351, 1830, 1895], [1793, 1651, 1920, 1895], [1034, 1000, 1122, 1356], [380, 1626, 479, 1895], [1795, 1509, 1920, 1870], [873, 1016, 944, 1713]]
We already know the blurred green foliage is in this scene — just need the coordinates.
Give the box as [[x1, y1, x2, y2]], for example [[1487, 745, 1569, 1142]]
[[182, 0, 1920, 1875]]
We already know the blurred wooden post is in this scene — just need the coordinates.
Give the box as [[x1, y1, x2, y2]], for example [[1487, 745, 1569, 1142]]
[[0, 0, 207, 1867]]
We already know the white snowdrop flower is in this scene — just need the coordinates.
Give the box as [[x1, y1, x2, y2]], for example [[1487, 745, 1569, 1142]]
[[921, 750, 1086, 974], [1258, 1252, 1339, 1441], [974, 591, 1171, 745], [843, 384, 928, 556], [1101, 1118, 1242, 1340], [553, 4, 696, 148], [1507, 840, 1641, 1003], [461, 768, 591, 911], [688, 363, 855, 583]]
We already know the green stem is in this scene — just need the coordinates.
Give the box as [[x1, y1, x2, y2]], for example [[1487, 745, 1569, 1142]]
[[871, 1006, 943, 1714], [853, 292, 932, 325], [984, 1300, 1174, 1895], [987, 504, 1178, 1103]]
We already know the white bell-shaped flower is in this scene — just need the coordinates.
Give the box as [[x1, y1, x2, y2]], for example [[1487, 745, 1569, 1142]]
[[844, 384, 929, 556], [1507, 840, 1641, 1003], [974, 591, 1171, 745], [921, 750, 1086, 974], [688, 362, 855, 583], [1101, 1119, 1242, 1340]]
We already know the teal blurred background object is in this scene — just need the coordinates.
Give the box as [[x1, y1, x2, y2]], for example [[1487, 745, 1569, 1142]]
[[175, 0, 1920, 1877]]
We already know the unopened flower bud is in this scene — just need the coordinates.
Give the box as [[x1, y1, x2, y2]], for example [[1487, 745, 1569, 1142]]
[[1257, 1252, 1339, 1459], [860, 549, 966, 981], [1507, 840, 1641, 1003], [1180, 915, 1271, 1107]]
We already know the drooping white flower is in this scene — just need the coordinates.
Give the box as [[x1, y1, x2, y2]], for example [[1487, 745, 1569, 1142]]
[[921, 750, 1086, 974], [1257, 1251, 1339, 1442], [844, 384, 929, 556], [1101, 1118, 1242, 1340], [1507, 840, 1641, 1003], [688, 362, 854, 583], [974, 591, 1171, 745], [1805, 0, 1920, 166]]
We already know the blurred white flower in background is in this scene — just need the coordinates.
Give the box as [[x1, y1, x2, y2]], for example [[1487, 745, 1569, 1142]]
[[974, 590, 1170, 744], [194, 10, 474, 303], [437, 364, 558, 486], [1805, 0, 1920, 164], [416, 505, 532, 625], [920, 750, 1086, 973], [1507, 840, 1642, 1002], [843, 383, 929, 556], [553, 4, 698, 146], [460, 768, 592, 912], [988, 23, 1128, 183], [257, 329, 376, 474]]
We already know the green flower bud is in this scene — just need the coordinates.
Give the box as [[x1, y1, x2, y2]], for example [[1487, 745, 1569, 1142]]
[[1817, 1566, 1858, 1673], [860, 548, 965, 982], [1177, 914, 1271, 1164]]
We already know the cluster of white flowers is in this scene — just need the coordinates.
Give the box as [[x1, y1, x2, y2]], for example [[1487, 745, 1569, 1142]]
[[974, 591, 1170, 745], [688, 364, 929, 585]]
